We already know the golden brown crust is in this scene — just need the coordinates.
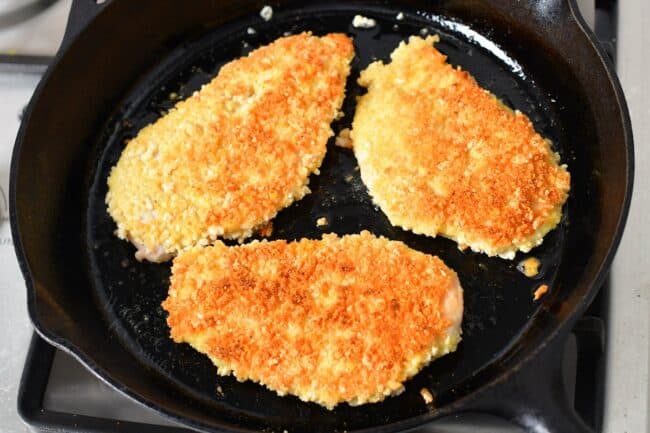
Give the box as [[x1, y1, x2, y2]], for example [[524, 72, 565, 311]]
[[351, 36, 570, 258], [106, 33, 354, 261], [162, 231, 463, 409]]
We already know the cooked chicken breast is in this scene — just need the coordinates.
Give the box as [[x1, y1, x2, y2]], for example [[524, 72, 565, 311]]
[[351, 36, 571, 259], [106, 33, 354, 262], [162, 231, 463, 409]]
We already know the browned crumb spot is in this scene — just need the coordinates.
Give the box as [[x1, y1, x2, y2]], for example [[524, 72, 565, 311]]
[[316, 217, 329, 227], [420, 388, 434, 404], [534, 284, 549, 301], [257, 221, 273, 238], [518, 257, 541, 278], [335, 128, 353, 148]]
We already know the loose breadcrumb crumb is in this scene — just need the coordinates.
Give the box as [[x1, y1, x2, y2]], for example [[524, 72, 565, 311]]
[[518, 257, 541, 278], [352, 15, 377, 29], [534, 284, 549, 301], [257, 221, 273, 238], [316, 217, 329, 227], [335, 128, 353, 148], [260, 5, 273, 21], [420, 388, 434, 404]]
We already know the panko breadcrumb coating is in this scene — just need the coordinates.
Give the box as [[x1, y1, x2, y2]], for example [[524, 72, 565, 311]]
[[162, 231, 463, 409], [351, 36, 571, 259], [106, 33, 354, 262], [534, 284, 549, 301]]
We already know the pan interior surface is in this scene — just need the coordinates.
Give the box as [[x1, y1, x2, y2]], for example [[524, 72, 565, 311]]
[[84, 4, 594, 432]]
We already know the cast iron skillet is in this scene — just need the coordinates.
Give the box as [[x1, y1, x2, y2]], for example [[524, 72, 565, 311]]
[[10, 0, 633, 432]]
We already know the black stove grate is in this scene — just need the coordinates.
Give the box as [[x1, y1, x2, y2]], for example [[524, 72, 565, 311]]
[[18, 333, 185, 433]]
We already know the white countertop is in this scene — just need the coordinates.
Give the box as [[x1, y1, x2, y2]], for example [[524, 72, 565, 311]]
[[603, 0, 650, 432], [0, 73, 41, 433], [0, 2, 68, 431]]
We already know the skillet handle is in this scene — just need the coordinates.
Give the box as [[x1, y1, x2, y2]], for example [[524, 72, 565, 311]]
[[462, 324, 598, 433], [60, 0, 109, 49]]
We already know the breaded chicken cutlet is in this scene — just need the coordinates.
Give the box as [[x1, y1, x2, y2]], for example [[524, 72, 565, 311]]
[[351, 36, 571, 259], [162, 231, 463, 409], [106, 33, 354, 262]]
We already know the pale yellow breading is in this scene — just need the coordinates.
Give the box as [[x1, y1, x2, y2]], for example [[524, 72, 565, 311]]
[[351, 36, 571, 259], [162, 231, 463, 409], [106, 33, 354, 262]]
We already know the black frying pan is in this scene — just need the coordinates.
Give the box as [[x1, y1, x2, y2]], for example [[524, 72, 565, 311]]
[[10, 1, 633, 432]]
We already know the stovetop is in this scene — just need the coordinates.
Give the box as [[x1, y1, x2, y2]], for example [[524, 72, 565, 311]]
[[0, 1, 648, 432]]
